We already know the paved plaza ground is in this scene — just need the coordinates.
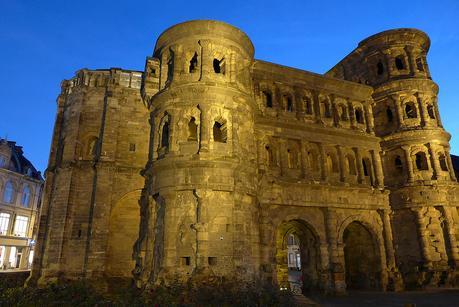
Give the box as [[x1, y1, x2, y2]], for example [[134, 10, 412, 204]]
[[310, 289, 459, 307]]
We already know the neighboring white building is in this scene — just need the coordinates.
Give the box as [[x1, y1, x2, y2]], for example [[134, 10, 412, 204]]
[[0, 139, 43, 270]]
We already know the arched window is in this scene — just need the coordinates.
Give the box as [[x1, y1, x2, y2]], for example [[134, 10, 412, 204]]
[[189, 52, 198, 73], [362, 158, 371, 177], [3, 181, 14, 204], [427, 105, 436, 119], [346, 154, 356, 175], [188, 117, 198, 141], [161, 121, 170, 148], [265, 145, 274, 166], [339, 105, 348, 121], [405, 102, 417, 119], [415, 152, 429, 170], [394, 155, 403, 173], [213, 58, 225, 74], [355, 108, 364, 124], [308, 151, 319, 172], [284, 95, 293, 112], [263, 91, 273, 108], [386, 107, 393, 123], [213, 120, 227, 143], [287, 148, 298, 169], [304, 97, 313, 115], [377, 61, 384, 75], [416, 57, 424, 72], [395, 56, 405, 70], [327, 154, 339, 173], [21, 185, 31, 207], [439, 153, 448, 171], [323, 101, 332, 118]]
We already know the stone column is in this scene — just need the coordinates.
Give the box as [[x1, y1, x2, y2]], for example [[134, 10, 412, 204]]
[[392, 95, 404, 129], [337, 145, 345, 182], [416, 93, 429, 127], [353, 147, 364, 184], [319, 143, 327, 181], [433, 99, 444, 128], [312, 90, 322, 123], [324, 208, 346, 294], [371, 150, 384, 188], [428, 143, 442, 179], [412, 207, 433, 269], [445, 149, 457, 181], [364, 102, 375, 134], [405, 46, 417, 77], [347, 100, 356, 129], [379, 209, 404, 291], [198, 104, 210, 152], [301, 141, 309, 180], [402, 146, 414, 183], [440, 206, 459, 266]]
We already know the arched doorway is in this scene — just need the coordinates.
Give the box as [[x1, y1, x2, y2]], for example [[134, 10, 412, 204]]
[[276, 220, 321, 293], [343, 221, 381, 290]]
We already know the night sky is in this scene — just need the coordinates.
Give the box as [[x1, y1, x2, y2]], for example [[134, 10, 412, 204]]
[[1, 0, 458, 172]]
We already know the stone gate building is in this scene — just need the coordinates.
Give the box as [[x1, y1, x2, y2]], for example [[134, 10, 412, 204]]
[[30, 20, 459, 293]]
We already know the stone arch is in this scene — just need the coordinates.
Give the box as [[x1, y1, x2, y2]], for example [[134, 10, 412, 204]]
[[302, 93, 313, 115], [275, 219, 322, 293], [338, 218, 384, 290], [213, 116, 228, 143], [158, 112, 171, 151], [105, 190, 142, 278]]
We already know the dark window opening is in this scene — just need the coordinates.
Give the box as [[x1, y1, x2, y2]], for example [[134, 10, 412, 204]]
[[161, 121, 170, 148], [395, 56, 405, 70], [427, 105, 436, 119], [181, 257, 191, 266], [355, 108, 364, 124], [362, 158, 370, 177], [188, 117, 198, 141], [213, 58, 225, 74], [415, 152, 429, 170], [304, 97, 312, 114], [386, 107, 394, 123], [263, 91, 273, 108], [405, 103, 417, 119], [213, 121, 227, 143], [286, 96, 293, 112], [324, 102, 332, 117], [439, 153, 448, 171], [377, 61, 384, 75], [208, 257, 217, 266], [395, 156, 403, 173], [189, 52, 198, 73], [129, 143, 136, 152], [150, 68, 156, 76], [416, 57, 424, 72], [340, 105, 347, 121], [166, 54, 174, 82]]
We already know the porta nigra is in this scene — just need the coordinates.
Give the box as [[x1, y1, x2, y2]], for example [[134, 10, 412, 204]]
[[30, 20, 459, 294]]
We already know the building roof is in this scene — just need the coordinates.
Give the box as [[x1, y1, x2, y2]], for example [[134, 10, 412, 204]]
[[0, 138, 43, 181]]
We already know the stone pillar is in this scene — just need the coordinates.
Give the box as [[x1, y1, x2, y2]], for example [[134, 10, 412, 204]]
[[319, 143, 327, 181], [364, 102, 375, 134], [353, 147, 364, 184], [433, 99, 444, 128], [337, 145, 346, 182], [198, 104, 210, 153], [324, 208, 346, 294], [428, 144, 442, 180], [412, 207, 433, 269], [416, 93, 429, 127], [312, 90, 322, 123], [392, 95, 404, 129], [405, 47, 417, 77], [440, 206, 459, 266], [445, 149, 457, 181], [371, 150, 384, 188], [379, 209, 404, 291], [402, 146, 414, 183], [301, 141, 309, 180], [347, 100, 356, 128]]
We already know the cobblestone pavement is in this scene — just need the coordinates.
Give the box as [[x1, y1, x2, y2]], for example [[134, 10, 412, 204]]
[[311, 289, 459, 307]]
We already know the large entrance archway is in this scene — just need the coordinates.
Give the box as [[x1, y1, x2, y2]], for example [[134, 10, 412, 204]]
[[276, 220, 321, 293], [343, 221, 382, 290]]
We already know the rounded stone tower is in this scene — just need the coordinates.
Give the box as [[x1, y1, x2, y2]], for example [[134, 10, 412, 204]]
[[134, 20, 260, 287], [353, 29, 459, 287]]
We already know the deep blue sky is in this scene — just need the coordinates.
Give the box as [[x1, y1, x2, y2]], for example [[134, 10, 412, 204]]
[[1, 1, 458, 172]]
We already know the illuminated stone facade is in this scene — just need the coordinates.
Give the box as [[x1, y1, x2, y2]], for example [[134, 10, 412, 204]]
[[31, 20, 459, 293]]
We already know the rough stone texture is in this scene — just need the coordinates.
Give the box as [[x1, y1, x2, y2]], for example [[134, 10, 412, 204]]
[[31, 21, 459, 294]]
